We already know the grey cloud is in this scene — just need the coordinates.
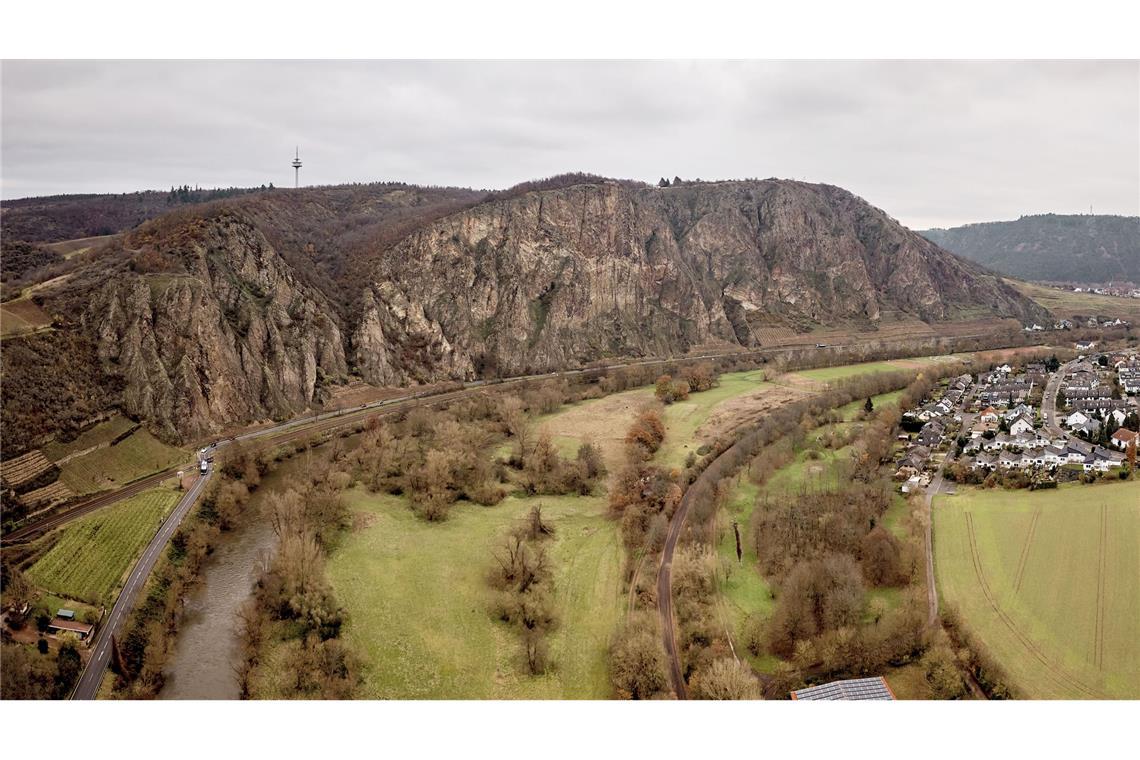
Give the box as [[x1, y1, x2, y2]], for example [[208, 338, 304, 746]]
[[1, 59, 1136, 229]]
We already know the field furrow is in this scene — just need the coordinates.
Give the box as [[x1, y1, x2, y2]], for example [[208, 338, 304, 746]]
[[935, 482, 1139, 699]]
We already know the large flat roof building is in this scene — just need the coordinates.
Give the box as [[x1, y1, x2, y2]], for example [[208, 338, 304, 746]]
[[791, 676, 895, 700]]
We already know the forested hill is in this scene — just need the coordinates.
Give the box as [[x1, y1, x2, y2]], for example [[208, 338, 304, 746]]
[[0, 186, 275, 242], [920, 214, 1140, 284]]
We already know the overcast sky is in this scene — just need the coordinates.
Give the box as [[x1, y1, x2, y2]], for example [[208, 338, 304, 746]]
[[2, 60, 1137, 229]]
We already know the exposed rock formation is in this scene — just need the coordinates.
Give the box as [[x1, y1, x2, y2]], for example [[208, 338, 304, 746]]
[[83, 214, 346, 441], [7, 178, 1050, 447], [352, 180, 1048, 381]]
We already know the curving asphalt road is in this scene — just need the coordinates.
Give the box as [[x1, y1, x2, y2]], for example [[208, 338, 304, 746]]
[[71, 464, 212, 699], [1041, 359, 1079, 438]]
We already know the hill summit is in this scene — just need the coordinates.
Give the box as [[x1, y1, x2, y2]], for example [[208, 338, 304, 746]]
[[2, 176, 1048, 451]]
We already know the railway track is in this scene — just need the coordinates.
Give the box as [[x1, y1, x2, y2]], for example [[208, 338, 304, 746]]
[[6, 331, 1009, 546], [3, 467, 183, 544]]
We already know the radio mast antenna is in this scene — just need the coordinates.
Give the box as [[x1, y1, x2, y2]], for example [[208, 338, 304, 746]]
[[292, 146, 303, 188]]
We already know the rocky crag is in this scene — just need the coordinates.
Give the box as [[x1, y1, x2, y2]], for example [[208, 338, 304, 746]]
[[3, 178, 1050, 451]]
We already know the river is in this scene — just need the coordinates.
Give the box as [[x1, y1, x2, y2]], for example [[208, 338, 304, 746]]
[[158, 476, 284, 699]]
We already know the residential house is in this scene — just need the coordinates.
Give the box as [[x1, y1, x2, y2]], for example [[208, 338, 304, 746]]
[[1066, 439, 1094, 463], [917, 421, 945, 448], [999, 450, 1024, 469], [47, 617, 94, 640], [1077, 419, 1102, 438], [1009, 414, 1035, 436], [1043, 445, 1067, 466], [895, 445, 930, 478], [1110, 428, 1138, 451], [1065, 410, 1090, 428], [971, 452, 998, 470], [1083, 446, 1126, 472], [1003, 403, 1034, 421]]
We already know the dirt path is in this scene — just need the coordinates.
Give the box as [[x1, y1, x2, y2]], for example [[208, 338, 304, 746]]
[[1013, 505, 1041, 594], [657, 486, 692, 698]]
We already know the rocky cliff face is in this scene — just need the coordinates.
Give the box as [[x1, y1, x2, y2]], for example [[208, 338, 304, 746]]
[[82, 213, 347, 441], [13, 179, 1049, 445], [351, 180, 1048, 382]]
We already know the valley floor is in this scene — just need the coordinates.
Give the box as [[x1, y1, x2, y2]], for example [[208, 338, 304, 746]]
[[317, 490, 622, 699]]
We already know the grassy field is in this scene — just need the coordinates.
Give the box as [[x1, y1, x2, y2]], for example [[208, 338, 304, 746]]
[[934, 481, 1140, 699], [655, 369, 772, 470], [42, 416, 137, 462], [45, 235, 113, 258], [534, 367, 781, 473], [791, 356, 951, 385], [532, 387, 651, 472], [57, 428, 186, 494], [325, 490, 623, 699], [837, 389, 903, 421], [1012, 280, 1140, 323], [0, 298, 52, 337], [26, 486, 181, 606], [715, 475, 780, 673]]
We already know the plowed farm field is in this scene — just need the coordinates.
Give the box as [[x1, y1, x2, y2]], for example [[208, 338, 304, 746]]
[[933, 482, 1140, 699]]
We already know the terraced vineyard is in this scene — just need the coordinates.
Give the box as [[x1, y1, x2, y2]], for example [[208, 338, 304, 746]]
[[1, 449, 54, 488], [26, 486, 181, 606], [18, 481, 75, 509]]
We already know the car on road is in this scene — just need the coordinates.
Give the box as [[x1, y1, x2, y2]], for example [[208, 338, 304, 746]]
[[199, 459, 209, 475]]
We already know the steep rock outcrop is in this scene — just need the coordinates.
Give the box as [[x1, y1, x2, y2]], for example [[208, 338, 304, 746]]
[[84, 214, 347, 440], [351, 180, 1047, 382], [10, 179, 1050, 447]]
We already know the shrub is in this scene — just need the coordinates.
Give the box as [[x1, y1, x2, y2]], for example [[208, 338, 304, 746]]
[[611, 614, 669, 699]]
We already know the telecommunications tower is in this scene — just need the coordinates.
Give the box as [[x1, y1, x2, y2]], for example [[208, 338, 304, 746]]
[[292, 147, 303, 188]]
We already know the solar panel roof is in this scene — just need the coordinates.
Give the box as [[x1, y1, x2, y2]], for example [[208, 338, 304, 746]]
[[791, 676, 895, 700]]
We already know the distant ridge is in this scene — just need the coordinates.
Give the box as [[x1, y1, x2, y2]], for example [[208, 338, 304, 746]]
[[920, 214, 1140, 284]]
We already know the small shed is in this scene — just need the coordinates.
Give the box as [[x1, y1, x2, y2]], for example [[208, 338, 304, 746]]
[[56, 609, 76, 621], [47, 617, 94, 640]]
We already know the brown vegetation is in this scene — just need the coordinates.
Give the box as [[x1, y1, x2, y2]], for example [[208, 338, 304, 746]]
[[488, 505, 558, 675], [239, 452, 358, 698], [610, 612, 669, 699]]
